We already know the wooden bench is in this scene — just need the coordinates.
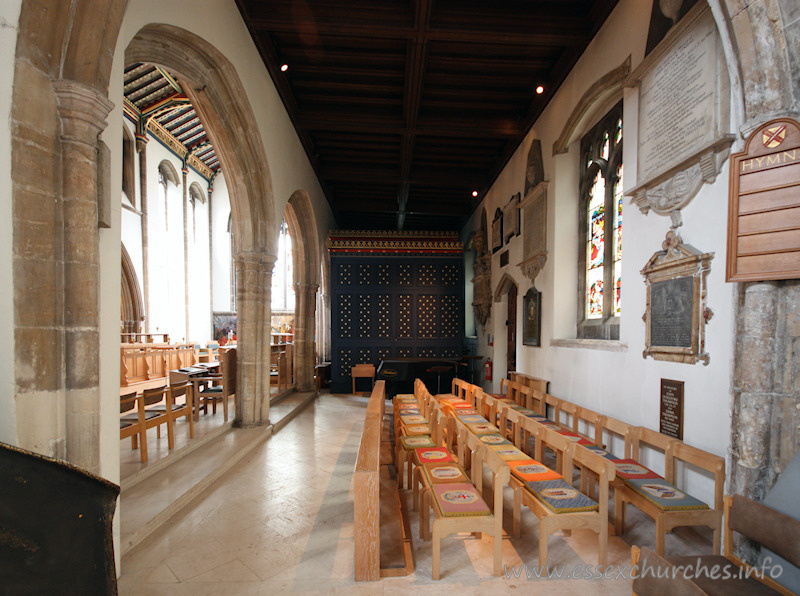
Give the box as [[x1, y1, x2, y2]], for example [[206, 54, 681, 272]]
[[632, 494, 800, 595], [354, 381, 413, 581], [615, 426, 724, 556]]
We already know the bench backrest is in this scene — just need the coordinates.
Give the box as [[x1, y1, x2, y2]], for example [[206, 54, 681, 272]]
[[574, 405, 603, 446], [667, 440, 724, 511], [599, 415, 633, 459], [630, 425, 674, 464], [727, 494, 800, 568]]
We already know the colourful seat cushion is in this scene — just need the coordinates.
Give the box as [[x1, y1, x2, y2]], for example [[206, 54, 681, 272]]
[[524, 412, 549, 420], [399, 435, 436, 450], [453, 408, 478, 416], [457, 414, 489, 424], [490, 393, 507, 400], [526, 479, 599, 513], [478, 434, 511, 446], [488, 444, 529, 461], [404, 424, 431, 436], [422, 462, 470, 484], [395, 394, 415, 400], [438, 395, 463, 403], [508, 459, 562, 482], [397, 403, 420, 411], [557, 430, 594, 446], [415, 447, 454, 464], [584, 445, 618, 461], [613, 459, 663, 481], [431, 483, 491, 517], [451, 402, 474, 410], [625, 478, 709, 511], [466, 422, 500, 435], [400, 414, 427, 425]]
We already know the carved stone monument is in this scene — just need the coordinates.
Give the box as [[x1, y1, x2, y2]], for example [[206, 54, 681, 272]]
[[503, 193, 521, 243], [627, 3, 734, 227], [471, 230, 492, 329], [518, 181, 548, 282], [641, 230, 713, 365]]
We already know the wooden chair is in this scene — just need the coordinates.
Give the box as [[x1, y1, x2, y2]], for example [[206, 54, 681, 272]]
[[420, 430, 509, 579], [632, 495, 798, 595], [147, 381, 195, 449], [513, 418, 616, 568], [195, 347, 237, 422], [352, 363, 376, 396], [615, 426, 724, 556], [120, 391, 148, 463]]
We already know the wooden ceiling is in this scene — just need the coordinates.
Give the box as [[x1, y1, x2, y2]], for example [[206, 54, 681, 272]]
[[236, 0, 620, 231]]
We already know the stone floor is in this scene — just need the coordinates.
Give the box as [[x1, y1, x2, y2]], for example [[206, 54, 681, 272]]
[[118, 393, 714, 595]]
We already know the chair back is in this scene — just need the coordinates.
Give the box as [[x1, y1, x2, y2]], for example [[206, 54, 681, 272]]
[[142, 386, 166, 407], [120, 391, 137, 414]]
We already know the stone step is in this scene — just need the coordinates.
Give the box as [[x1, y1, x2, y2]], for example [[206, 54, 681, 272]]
[[120, 391, 319, 556]]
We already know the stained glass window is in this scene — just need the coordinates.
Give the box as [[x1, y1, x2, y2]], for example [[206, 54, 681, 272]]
[[579, 102, 622, 338]]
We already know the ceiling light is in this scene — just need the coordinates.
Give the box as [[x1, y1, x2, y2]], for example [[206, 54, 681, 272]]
[[472, 190, 478, 197], [536, 85, 544, 94], [280, 64, 289, 72]]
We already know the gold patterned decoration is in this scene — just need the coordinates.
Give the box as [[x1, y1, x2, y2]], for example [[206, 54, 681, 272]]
[[339, 295, 353, 338], [419, 348, 437, 358], [358, 294, 372, 338], [328, 230, 462, 254], [358, 263, 372, 285], [337, 263, 353, 286], [398, 347, 413, 358], [398, 295, 412, 338], [377, 264, 391, 285], [418, 295, 438, 339], [357, 348, 371, 364], [441, 264, 459, 285], [339, 348, 353, 373], [377, 295, 391, 338], [441, 295, 459, 338], [377, 348, 390, 362], [398, 264, 412, 286]]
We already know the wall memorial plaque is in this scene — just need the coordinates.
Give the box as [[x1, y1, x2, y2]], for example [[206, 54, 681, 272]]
[[522, 288, 541, 347], [641, 230, 713, 365], [660, 378, 684, 440], [518, 181, 549, 283], [726, 118, 800, 282], [627, 3, 734, 218]]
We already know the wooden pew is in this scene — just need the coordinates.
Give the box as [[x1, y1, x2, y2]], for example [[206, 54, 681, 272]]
[[354, 381, 413, 581]]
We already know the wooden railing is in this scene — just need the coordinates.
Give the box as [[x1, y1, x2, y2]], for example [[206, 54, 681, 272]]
[[354, 381, 385, 581], [120, 343, 198, 389]]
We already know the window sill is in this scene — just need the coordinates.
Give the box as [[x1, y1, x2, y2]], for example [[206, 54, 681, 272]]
[[549, 338, 628, 352]]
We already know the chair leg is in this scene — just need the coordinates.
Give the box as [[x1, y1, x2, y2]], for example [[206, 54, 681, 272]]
[[494, 519, 503, 576], [432, 521, 441, 580], [539, 528, 549, 572], [513, 487, 521, 538], [166, 414, 175, 450], [712, 518, 721, 555], [614, 490, 625, 535], [655, 516, 666, 556], [139, 428, 148, 463]]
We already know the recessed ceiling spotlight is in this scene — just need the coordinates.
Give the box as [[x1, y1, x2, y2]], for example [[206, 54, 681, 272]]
[[280, 64, 289, 72], [472, 190, 479, 197], [536, 85, 544, 94]]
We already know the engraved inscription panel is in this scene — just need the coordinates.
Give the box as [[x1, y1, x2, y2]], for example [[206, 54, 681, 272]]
[[660, 379, 684, 440], [650, 276, 693, 348], [638, 11, 718, 183]]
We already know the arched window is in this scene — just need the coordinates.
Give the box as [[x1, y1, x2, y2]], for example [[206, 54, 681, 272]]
[[189, 182, 206, 240], [578, 101, 622, 340], [158, 160, 179, 232], [271, 218, 294, 313]]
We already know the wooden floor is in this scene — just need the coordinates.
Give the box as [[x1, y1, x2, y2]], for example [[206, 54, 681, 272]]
[[118, 393, 715, 594]]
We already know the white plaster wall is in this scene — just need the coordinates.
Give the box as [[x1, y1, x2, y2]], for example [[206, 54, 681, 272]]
[[211, 172, 233, 313], [0, 0, 22, 446], [462, 0, 737, 506]]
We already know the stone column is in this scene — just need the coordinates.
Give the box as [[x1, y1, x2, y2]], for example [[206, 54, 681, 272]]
[[731, 281, 778, 503], [293, 282, 318, 392], [234, 251, 276, 427], [53, 80, 113, 474], [136, 133, 150, 334], [182, 166, 190, 341]]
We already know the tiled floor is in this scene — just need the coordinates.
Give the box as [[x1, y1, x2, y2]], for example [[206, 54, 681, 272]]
[[118, 393, 713, 595]]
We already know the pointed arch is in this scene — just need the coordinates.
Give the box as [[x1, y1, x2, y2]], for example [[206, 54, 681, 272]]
[[121, 243, 144, 335], [188, 181, 206, 204], [284, 190, 320, 392], [158, 159, 180, 186], [494, 273, 518, 302]]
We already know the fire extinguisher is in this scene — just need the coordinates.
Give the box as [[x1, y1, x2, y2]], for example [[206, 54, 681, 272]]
[[485, 358, 493, 381]]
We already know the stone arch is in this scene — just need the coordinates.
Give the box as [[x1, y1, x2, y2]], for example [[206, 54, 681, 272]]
[[188, 181, 206, 204], [493, 273, 518, 303], [126, 24, 279, 427], [158, 160, 180, 186], [121, 243, 144, 335], [552, 56, 630, 155], [284, 190, 320, 391]]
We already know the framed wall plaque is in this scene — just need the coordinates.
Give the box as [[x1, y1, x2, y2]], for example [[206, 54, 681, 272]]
[[641, 231, 713, 365], [522, 288, 541, 347], [660, 378, 684, 440], [726, 117, 800, 281]]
